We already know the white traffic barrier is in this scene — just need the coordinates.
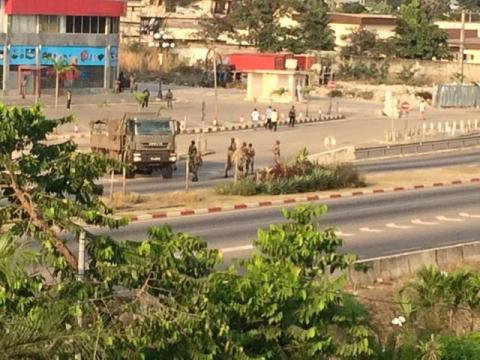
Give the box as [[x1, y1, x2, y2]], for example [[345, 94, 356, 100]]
[[438, 122, 443, 134], [460, 120, 465, 134]]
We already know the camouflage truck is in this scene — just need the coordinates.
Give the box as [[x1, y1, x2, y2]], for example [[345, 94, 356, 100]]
[[90, 113, 179, 178]]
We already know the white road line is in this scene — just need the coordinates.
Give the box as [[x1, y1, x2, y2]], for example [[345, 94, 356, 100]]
[[220, 244, 254, 254], [412, 219, 439, 226], [459, 212, 480, 219], [335, 231, 356, 238], [386, 223, 413, 229], [436, 216, 465, 222], [382, 246, 421, 255], [360, 227, 384, 233]]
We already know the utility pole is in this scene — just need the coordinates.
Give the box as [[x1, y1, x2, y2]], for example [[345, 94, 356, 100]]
[[213, 47, 219, 127], [460, 9, 466, 84]]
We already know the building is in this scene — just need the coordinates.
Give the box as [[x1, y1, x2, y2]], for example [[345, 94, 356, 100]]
[[121, 0, 251, 66], [329, 13, 397, 49], [0, 0, 126, 95]]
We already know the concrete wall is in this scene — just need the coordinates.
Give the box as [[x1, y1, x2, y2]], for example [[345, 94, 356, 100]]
[[349, 242, 480, 285]]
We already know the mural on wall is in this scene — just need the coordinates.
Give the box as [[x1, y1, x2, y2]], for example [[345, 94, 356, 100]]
[[2, 46, 114, 66]]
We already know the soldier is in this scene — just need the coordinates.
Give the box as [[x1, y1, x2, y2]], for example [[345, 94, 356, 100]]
[[188, 140, 197, 161], [246, 143, 255, 175], [239, 142, 248, 176], [191, 152, 203, 182], [224, 137, 236, 178], [273, 140, 281, 164]]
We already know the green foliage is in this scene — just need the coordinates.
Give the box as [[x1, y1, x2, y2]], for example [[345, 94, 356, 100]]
[[341, 28, 381, 58], [227, 0, 334, 53], [340, 3, 367, 13], [440, 332, 480, 360], [394, 0, 450, 60], [337, 60, 390, 83], [208, 204, 373, 358], [397, 65, 417, 84]]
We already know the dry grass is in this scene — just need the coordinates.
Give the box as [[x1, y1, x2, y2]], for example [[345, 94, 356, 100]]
[[119, 47, 161, 74]]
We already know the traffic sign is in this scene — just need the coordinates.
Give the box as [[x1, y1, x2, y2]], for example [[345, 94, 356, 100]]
[[327, 80, 336, 90], [400, 101, 410, 112]]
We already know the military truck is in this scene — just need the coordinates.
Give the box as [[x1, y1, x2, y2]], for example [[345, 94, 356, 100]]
[[90, 113, 179, 178]]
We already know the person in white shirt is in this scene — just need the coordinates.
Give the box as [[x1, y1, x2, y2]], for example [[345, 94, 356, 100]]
[[419, 99, 426, 121], [251, 108, 260, 130], [270, 109, 279, 132]]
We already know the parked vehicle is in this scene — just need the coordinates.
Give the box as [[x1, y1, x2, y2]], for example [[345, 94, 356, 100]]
[[90, 113, 179, 178]]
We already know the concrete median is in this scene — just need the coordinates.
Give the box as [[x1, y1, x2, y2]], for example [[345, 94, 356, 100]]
[[350, 241, 480, 285]]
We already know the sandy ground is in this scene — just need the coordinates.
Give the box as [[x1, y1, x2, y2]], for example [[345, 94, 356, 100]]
[[105, 165, 480, 216]]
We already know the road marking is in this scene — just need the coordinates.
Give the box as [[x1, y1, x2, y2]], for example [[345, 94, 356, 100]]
[[459, 212, 480, 219], [436, 216, 465, 222], [382, 246, 421, 256], [386, 223, 413, 229], [335, 231, 356, 238], [220, 244, 254, 254], [412, 219, 439, 226], [360, 227, 384, 233]]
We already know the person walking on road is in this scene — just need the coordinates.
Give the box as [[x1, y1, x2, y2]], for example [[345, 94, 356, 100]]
[[191, 152, 203, 182], [271, 108, 279, 132], [419, 99, 426, 121], [166, 89, 174, 109], [129, 73, 137, 93], [66, 90, 72, 109], [288, 105, 296, 127], [239, 142, 248, 176], [224, 137, 237, 178], [247, 143, 255, 175], [265, 106, 273, 129], [251, 108, 260, 130], [142, 89, 150, 108], [273, 140, 281, 164], [188, 140, 197, 163]]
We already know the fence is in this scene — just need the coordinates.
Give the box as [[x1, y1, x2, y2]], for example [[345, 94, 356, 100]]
[[435, 84, 480, 108]]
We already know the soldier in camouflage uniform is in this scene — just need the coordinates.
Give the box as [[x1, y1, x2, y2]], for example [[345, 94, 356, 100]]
[[191, 152, 203, 182]]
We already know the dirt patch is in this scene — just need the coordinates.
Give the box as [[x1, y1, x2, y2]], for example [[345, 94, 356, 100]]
[[106, 165, 480, 216]]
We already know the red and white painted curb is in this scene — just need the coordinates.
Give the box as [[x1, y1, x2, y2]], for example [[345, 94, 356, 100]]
[[180, 115, 345, 135], [123, 178, 480, 222]]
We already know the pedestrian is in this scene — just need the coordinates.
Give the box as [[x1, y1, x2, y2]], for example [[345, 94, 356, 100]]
[[419, 99, 426, 121], [296, 83, 303, 102], [288, 105, 296, 127], [142, 89, 150, 108], [271, 108, 279, 132], [20, 77, 27, 99], [251, 107, 260, 130], [157, 77, 163, 99], [66, 90, 72, 109], [273, 140, 281, 164], [239, 141, 248, 176], [247, 143, 255, 175], [166, 89, 173, 109], [224, 137, 236, 178], [191, 152, 203, 182], [129, 73, 136, 93], [265, 106, 272, 129], [118, 72, 125, 93]]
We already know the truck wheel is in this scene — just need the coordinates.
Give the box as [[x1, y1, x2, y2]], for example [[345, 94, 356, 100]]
[[161, 165, 173, 179]]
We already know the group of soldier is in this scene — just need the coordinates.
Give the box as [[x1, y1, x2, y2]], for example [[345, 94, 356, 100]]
[[224, 138, 256, 178]]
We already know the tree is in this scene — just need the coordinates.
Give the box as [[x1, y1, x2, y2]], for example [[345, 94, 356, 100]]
[[394, 0, 450, 60], [341, 28, 380, 57], [226, 0, 334, 53], [340, 2, 367, 13], [0, 104, 124, 273], [457, 0, 480, 11], [46, 56, 77, 109]]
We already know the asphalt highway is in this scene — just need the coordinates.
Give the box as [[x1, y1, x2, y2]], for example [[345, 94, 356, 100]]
[[93, 183, 480, 261], [103, 148, 480, 195]]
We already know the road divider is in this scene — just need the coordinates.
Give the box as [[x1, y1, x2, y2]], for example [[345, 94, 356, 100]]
[[119, 177, 480, 223]]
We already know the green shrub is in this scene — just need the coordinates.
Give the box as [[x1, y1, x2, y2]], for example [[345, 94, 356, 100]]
[[357, 91, 374, 100], [330, 89, 343, 98], [440, 333, 480, 360]]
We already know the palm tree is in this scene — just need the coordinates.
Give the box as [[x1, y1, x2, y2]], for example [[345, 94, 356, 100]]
[[46, 56, 76, 109]]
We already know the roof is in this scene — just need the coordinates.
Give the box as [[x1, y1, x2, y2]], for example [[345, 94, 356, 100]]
[[329, 12, 397, 26], [446, 28, 478, 39]]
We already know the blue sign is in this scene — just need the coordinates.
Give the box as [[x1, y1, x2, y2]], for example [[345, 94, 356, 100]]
[[41, 46, 106, 66], [9, 45, 36, 65]]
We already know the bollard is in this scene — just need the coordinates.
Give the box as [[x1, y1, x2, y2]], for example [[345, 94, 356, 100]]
[[468, 119, 472, 132], [74, 124, 79, 134], [451, 121, 457, 136], [475, 119, 478, 129], [239, 115, 244, 124], [460, 120, 465, 134], [437, 122, 442, 134], [299, 112, 303, 120]]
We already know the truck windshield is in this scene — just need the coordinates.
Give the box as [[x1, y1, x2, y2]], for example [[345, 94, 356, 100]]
[[135, 121, 171, 135]]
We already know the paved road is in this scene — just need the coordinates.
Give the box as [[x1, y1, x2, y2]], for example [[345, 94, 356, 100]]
[[103, 147, 480, 195], [93, 183, 480, 261]]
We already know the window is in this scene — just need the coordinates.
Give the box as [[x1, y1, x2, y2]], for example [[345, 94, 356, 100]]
[[39, 15, 60, 33], [214, 0, 231, 14], [11, 15, 36, 33], [66, 16, 107, 34], [110, 17, 119, 34]]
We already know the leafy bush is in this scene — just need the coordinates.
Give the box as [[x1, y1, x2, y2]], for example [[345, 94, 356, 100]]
[[397, 65, 417, 84], [440, 333, 480, 360], [216, 150, 365, 196], [330, 89, 344, 98], [357, 91, 374, 100]]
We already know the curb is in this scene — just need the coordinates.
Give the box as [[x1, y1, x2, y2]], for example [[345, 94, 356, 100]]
[[124, 177, 480, 222], [180, 114, 345, 135]]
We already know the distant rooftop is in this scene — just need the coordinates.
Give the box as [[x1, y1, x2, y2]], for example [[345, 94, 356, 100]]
[[329, 12, 397, 26]]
